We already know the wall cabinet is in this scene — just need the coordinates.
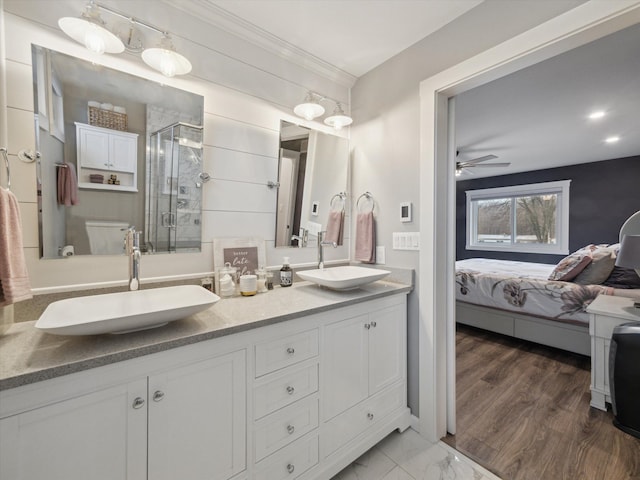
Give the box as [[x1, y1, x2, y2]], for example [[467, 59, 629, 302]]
[[75, 122, 139, 192], [0, 293, 409, 480], [0, 349, 246, 480]]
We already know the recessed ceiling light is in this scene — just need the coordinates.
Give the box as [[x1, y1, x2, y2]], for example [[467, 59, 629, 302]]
[[605, 136, 620, 143], [588, 111, 606, 120]]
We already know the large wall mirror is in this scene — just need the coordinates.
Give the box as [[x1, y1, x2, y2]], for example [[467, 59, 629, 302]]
[[32, 45, 204, 259], [275, 120, 349, 248]]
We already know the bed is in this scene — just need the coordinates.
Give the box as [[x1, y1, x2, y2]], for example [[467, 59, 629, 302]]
[[456, 211, 640, 356]]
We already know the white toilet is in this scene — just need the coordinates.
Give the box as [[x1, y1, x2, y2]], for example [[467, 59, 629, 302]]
[[85, 220, 130, 255]]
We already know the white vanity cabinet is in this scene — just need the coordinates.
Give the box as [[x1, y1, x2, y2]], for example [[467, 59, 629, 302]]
[[75, 122, 139, 192], [0, 347, 246, 480], [322, 300, 406, 458]]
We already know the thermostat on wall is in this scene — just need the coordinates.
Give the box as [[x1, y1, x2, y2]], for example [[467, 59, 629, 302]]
[[400, 202, 412, 223]]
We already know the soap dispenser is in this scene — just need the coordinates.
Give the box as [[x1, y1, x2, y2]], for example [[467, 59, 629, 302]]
[[280, 257, 292, 287]]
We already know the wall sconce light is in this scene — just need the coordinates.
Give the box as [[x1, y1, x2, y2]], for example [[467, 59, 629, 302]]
[[293, 92, 325, 121], [293, 92, 353, 129], [324, 102, 353, 130], [58, 1, 192, 77]]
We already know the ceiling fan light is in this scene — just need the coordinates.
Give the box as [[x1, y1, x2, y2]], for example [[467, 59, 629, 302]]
[[324, 103, 353, 130], [294, 92, 325, 120], [142, 35, 192, 77], [58, 2, 124, 54]]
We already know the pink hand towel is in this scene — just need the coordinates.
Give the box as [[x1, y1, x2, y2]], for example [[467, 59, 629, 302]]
[[325, 210, 345, 246], [355, 211, 376, 263], [0, 188, 33, 306], [57, 163, 78, 206]]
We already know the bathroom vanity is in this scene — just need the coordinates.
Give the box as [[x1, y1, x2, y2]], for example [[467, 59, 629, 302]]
[[0, 279, 411, 480]]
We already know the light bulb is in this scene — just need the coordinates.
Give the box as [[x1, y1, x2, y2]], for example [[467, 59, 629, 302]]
[[160, 51, 177, 77], [84, 24, 106, 54]]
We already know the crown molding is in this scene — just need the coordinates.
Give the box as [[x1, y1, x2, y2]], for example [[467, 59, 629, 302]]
[[160, 0, 357, 88]]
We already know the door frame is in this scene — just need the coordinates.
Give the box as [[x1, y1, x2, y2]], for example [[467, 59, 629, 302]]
[[417, 0, 640, 441]]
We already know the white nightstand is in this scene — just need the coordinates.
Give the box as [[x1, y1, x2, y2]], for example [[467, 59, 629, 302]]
[[587, 295, 640, 411]]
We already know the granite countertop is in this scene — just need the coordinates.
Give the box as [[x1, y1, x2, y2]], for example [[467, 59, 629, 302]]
[[0, 279, 412, 391]]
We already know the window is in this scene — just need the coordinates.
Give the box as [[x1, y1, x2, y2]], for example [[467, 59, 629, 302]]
[[466, 180, 570, 254]]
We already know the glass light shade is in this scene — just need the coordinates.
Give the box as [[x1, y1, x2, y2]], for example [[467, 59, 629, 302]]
[[324, 103, 353, 130], [294, 101, 325, 121], [616, 234, 640, 276], [58, 17, 124, 55], [142, 36, 192, 77]]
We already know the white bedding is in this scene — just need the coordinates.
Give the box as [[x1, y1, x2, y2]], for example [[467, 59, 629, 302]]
[[455, 258, 615, 326]]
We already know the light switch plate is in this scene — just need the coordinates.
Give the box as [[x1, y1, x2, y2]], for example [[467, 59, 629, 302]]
[[376, 246, 386, 264]]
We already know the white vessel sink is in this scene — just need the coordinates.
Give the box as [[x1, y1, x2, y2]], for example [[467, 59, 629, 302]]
[[297, 266, 390, 290], [35, 285, 220, 336]]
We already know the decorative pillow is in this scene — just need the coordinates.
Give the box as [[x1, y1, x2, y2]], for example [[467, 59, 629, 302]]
[[548, 252, 592, 281], [603, 266, 640, 289], [573, 249, 617, 285]]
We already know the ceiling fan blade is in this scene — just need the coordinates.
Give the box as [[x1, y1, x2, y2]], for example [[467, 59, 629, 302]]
[[466, 162, 511, 168], [463, 154, 498, 165]]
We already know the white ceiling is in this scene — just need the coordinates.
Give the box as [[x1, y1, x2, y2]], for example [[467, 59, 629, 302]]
[[454, 22, 640, 179], [206, 0, 482, 78]]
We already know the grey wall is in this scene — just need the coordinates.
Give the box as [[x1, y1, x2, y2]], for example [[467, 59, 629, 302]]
[[456, 155, 640, 264], [350, 0, 585, 416]]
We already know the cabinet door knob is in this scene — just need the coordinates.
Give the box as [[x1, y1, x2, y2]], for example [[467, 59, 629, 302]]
[[371, 321, 377, 328], [132, 397, 145, 409], [364, 323, 371, 330], [286, 347, 295, 355], [153, 390, 165, 402], [286, 463, 295, 474], [287, 424, 295, 434], [367, 412, 374, 420], [286, 385, 295, 395]]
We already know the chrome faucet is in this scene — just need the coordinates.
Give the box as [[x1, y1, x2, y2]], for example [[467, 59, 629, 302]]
[[317, 231, 337, 269], [125, 227, 141, 291]]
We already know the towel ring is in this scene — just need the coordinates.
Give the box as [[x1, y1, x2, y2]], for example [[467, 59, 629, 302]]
[[330, 192, 347, 211], [356, 192, 374, 213]]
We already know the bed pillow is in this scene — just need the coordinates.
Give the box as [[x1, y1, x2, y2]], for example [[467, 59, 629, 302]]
[[548, 252, 592, 281], [573, 248, 617, 285], [603, 266, 640, 289]]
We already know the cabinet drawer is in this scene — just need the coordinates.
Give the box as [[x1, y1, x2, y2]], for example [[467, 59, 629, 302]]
[[255, 329, 319, 377], [254, 362, 318, 419], [254, 432, 318, 480], [254, 395, 318, 462], [323, 383, 404, 457]]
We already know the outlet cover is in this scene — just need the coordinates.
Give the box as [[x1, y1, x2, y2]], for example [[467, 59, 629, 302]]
[[376, 246, 386, 264]]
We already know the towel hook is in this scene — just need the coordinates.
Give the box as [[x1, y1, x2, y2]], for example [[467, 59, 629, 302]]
[[356, 191, 374, 213], [1, 148, 10, 190], [330, 192, 347, 211]]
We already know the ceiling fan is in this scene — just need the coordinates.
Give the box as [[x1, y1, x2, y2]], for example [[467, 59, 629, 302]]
[[455, 154, 511, 176]]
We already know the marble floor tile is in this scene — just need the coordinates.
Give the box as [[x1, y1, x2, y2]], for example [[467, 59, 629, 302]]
[[380, 466, 415, 480], [331, 446, 397, 480]]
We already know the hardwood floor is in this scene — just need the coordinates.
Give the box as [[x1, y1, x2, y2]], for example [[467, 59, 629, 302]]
[[443, 324, 640, 480]]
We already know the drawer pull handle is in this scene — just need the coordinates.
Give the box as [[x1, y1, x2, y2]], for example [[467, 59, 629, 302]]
[[286, 385, 295, 395], [286, 347, 295, 355], [287, 463, 295, 474], [367, 412, 374, 420], [153, 390, 165, 402], [364, 323, 371, 330], [132, 397, 145, 409], [287, 424, 295, 434], [371, 321, 377, 328]]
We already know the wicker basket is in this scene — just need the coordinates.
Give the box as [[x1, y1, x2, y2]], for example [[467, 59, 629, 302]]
[[88, 106, 128, 131]]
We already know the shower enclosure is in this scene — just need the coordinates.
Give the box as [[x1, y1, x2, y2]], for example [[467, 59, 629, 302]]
[[146, 123, 204, 253]]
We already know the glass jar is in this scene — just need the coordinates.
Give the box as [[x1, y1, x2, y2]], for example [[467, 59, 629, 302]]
[[217, 262, 238, 297], [256, 266, 268, 293]]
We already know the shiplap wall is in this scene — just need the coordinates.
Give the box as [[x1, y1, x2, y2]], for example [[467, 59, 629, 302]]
[[2, 10, 350, 292]]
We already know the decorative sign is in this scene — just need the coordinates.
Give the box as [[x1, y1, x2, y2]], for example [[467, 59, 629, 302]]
[[223, 246, 258, 277]]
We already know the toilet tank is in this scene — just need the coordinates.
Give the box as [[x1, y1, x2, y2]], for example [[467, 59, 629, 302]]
[[85, 220, 130, 255]]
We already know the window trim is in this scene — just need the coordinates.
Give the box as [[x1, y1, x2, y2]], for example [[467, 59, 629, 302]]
[[466, 180, 571, 255]]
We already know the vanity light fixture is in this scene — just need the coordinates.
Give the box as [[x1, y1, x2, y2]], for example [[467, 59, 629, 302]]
[[142, 34, 192, 77], [324, 102, 353, 130], [58, 1, 192, 77], [294, 92, 325, 121], [58, 1, 124, 55]]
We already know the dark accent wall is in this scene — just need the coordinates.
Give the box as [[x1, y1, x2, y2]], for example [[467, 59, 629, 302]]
[[456, 155, 640, 264]]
